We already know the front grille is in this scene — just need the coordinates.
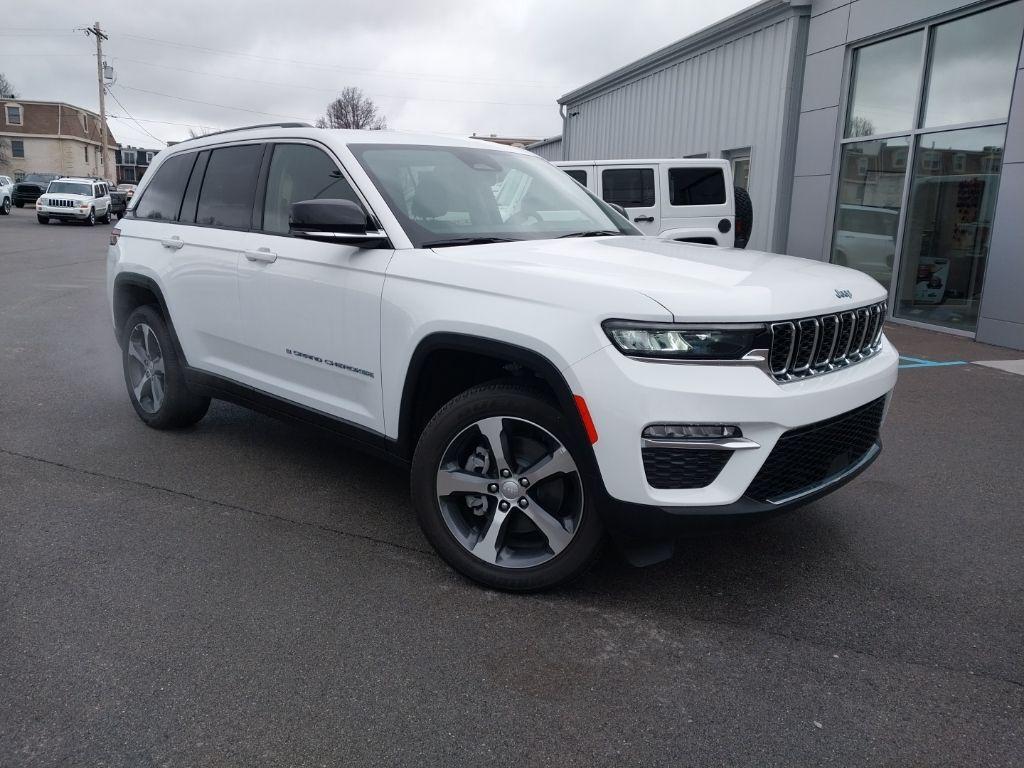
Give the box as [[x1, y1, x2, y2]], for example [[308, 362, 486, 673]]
[[642, 447, 732, 489], [44, 198, 76, 208], [769, 302, 885, 381], [745, 396, 886, 503]]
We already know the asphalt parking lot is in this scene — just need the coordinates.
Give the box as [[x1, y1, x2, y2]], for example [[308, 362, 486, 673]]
[[1, 206, 1022, 766]]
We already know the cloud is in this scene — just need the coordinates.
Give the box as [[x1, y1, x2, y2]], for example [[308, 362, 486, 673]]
[[5, 0, 753, 147]]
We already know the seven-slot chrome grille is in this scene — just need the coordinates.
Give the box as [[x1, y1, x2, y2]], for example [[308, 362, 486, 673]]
[[768, 302, 886, 382], [43, 198, 76, 208]]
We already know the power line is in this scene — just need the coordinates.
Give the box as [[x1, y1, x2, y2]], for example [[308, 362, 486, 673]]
[[110, 57, 554, 108], [105, 88, 168, 145], [118, 32, 559, 89], [108, 114, 219, 130], [113, 83, 311, 122]]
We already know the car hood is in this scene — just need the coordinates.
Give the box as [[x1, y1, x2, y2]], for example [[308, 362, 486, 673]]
[[436, 236, 887, 321]]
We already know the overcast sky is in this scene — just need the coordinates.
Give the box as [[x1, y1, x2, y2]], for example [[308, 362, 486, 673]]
[[4, 0, 753, 149]]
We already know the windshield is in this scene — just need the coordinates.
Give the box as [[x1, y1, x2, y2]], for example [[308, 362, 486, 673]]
[[46, 181, 92, 196], [24, 174, 58, 184], [117, 184, 135, 191], [349, 143, 639, 247]]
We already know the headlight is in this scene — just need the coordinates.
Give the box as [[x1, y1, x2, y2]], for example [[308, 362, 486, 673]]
[[603, 320, 770, 360]]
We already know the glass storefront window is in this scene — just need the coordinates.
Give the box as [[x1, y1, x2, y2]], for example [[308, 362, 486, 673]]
[[831, 137, 910, 289], [845, 32, 923, 137], [923, 2, 1024, 128], [894, 125, 1006, 331]]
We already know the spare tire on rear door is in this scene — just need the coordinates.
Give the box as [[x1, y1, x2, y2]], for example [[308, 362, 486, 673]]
[[734, 186, 753, 249]]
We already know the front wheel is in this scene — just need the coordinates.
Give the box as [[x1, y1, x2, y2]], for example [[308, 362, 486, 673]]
[[121, 305, 210, 429], [0, 197, 10, 215], [411, 383, 604, 591], [14, 201, 24, 208], [37, 215, 48, 225]]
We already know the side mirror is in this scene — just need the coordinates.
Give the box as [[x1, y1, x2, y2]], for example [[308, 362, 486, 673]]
[[289, 199, 389, 246]]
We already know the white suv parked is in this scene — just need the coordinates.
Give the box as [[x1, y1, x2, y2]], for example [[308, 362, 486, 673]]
[[107, 124, 898, 590], [36, 177, 112, 225], [0, 175, 13, 215]]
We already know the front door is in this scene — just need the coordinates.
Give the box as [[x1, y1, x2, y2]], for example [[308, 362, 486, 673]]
[[236, 141, 392, 434], [597, 165, 660, 234]]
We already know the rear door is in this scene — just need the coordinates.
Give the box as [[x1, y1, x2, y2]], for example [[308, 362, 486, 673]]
[[597, 165, 660, 234], [659, 162, 734, 246], [235, 141, 392, 433]]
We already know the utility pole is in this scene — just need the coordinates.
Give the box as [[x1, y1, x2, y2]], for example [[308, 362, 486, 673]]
[[85, 22, 108, 178]]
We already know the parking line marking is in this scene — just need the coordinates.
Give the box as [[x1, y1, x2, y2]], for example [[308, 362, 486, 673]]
[[898, 356, 967, 369]]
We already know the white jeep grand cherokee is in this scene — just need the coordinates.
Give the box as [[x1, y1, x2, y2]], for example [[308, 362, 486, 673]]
[[106, 124, 898, 590]]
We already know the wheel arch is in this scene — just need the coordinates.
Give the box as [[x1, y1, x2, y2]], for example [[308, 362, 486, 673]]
[[112, 273, 188, 365], [397, 333, 598, 473]]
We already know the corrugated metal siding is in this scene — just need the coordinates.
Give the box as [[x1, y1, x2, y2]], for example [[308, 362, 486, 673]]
[[563, 16, 801, 251], [527, 137, 563, 161]]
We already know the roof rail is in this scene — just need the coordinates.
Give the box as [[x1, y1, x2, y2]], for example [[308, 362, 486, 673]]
[[181, 122, 313, 142]]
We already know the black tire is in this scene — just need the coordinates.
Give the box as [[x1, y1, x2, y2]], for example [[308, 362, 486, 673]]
[[121, 305, 210, 429], [14, 201, 24, 208], [734, 185, 753, 249], [100, 209, 112, 224], [0, 197, 10, 215], [36, 215, 48, 225], [411, 382, 604, 591], [84, 208, 96, 227]]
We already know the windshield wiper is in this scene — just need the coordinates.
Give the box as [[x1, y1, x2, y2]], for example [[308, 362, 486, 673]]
[[557, 230, 621, 238], [423, 236, 521, 248]]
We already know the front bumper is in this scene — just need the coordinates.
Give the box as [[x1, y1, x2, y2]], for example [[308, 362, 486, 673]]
[[36, 206, 91, 220], [570, 335, 899, 510]]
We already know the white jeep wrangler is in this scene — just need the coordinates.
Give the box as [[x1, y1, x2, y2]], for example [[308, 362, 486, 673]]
[[36, 177, 112, 225], [107, 124, 898, 590]]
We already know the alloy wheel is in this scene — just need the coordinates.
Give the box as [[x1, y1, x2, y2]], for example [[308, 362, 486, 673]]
[[126, 323, 166, 414], [435, 416, 584, 569]]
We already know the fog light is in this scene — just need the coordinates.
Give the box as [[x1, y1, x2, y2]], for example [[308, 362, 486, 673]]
[[642, 424, 742, 439]]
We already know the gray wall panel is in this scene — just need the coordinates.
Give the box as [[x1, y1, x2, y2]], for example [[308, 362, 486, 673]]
[[1004, 70, 1024, 164], [976, 162, 1024, 345], [786, 174, 832, 259], [807, 4, 850, 53], [847, 0, 980, 41], [976, 316, 1024, 349], [800, 46, 846, 111], [793, 106, 840, 175], [811, 0, 852, 17], [527, 137, 562, 161], [562, 15, 802, 251]]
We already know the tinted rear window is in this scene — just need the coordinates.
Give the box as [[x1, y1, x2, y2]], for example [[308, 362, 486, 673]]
[[563, 169, 587, 185], [196, 145, 264, 229], [667, 167, 726, 205], [134, 153, 197, 221], [601, 168, 655, 207]]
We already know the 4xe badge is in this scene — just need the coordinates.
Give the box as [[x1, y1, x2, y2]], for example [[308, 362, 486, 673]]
[[835, 289, 853, 299]]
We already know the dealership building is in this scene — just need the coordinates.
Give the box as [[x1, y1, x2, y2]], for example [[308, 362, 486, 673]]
[[531, 0, 1024, 350]]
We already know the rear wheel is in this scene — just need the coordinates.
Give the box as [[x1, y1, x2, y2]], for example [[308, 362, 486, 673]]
[[84, 208, 96, 226], [411, 383, 604, 591], [0, 197, 10, 215], [100, 209, 112, 224], [121, 305, 210, 429], [14, 201, 24, 208]]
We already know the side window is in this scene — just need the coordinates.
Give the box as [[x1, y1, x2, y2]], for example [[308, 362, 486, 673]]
[[178, 150, 210, 224], [133, 152, 197, 221], [261, 143, 361, 234], [601, 168, 655, 207], [667, 167, 726, 206], [195, 144, 264, 229], [564, 169, 587, 185]]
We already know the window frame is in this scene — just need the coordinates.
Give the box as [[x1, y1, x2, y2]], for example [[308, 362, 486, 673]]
[[127, 138, 383, 238], [5, 104, 22, 126], [827, 0, 1023, 338], [11, 139, 25, 158]]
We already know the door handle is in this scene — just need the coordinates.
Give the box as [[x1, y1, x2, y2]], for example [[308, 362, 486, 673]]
[[244, 247, 278, 264], [633, 216, 655, 223], [160, 236, 184, 250]]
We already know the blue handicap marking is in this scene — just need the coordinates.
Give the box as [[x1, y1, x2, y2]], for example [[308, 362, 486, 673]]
[[898, 355, 968, 370]]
